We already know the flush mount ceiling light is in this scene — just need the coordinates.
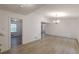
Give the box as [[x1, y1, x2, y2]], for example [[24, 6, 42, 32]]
[[16, 4, 35, 8], [48, 12, 67, 17]]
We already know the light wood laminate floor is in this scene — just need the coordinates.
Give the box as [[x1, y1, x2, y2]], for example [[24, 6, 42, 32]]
[[4, 35, 79, 54]]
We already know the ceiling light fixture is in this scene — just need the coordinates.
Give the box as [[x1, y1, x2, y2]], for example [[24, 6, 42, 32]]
[[52, 14, 60, 24], [53, 19, 60, 24], [16, 4, 35, 8], [47, 12, 67, 24], [48, 12, 67, 17]]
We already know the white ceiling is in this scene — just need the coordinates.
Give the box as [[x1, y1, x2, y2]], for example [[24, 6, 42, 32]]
[[0, 4, 45, 15], [0, 4, 79, 18], [41, 4, 79, 18]]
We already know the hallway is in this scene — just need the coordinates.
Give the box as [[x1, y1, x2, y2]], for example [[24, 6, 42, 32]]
[[11, 36, 22, 48]]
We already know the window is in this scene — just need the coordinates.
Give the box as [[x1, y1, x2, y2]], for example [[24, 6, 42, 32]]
[[11, 24, 17, 32]]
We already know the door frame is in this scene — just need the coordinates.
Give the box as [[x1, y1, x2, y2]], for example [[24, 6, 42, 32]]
[[41, 22, 47, 38], [8, 17, 23, 49]]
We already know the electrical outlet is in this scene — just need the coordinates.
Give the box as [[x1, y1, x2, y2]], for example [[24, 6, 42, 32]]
[[34, 36, 38, 39]]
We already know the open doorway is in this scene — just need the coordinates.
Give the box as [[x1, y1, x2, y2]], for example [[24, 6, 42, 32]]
[[9, 18, 22, 48], [41, 22, 47, 38]]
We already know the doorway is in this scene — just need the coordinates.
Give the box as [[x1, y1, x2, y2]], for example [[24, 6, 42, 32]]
[[9, 18, 22, 48], [41, 22, 47, 38]]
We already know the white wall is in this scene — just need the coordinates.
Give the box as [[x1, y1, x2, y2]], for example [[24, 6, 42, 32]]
[[23, 10, 48, 44], [2, 5, 79, 53], [0, 9, 25, 52], [0, 6, 79, 52], [46, 19, 79, 40], [0, 8, 48, 52], [22, 7, 50, 44]]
